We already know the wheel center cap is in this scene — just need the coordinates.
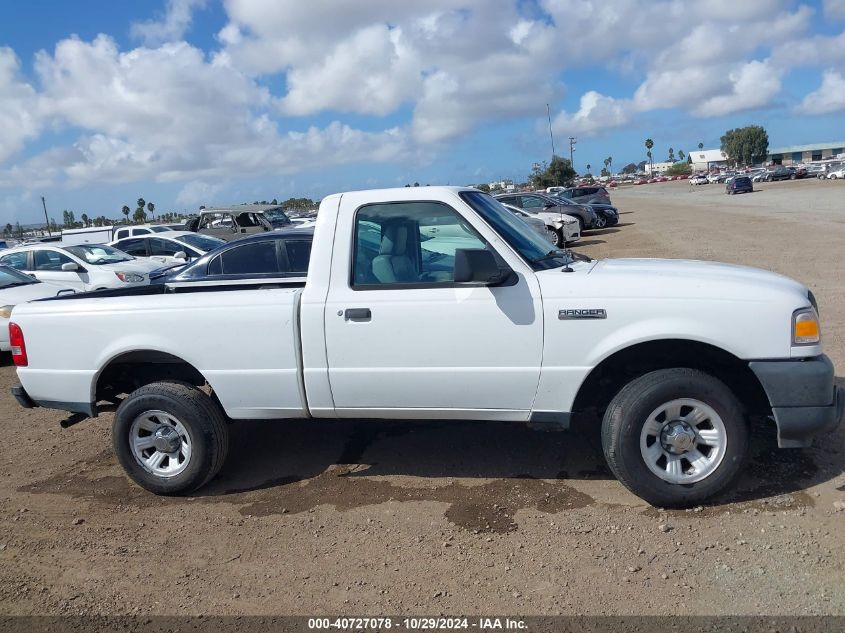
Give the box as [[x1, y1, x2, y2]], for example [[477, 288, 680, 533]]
[[661, 422, 696, 454], [152, 426, 181, 453]]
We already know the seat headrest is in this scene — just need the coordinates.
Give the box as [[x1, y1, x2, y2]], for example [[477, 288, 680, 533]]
[[379, 223, 409, 255]]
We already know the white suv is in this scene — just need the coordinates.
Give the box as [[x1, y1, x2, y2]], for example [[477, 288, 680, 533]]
[[0, 243, 163, 292]]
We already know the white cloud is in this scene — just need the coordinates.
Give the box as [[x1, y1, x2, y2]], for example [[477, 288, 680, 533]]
[[551, 91, 631, 137], [175, 179, 226, 207], [131, 0, 207, 46], [797, 69, 845, 114], [0, 48, 42, 163], [824, 0, 845, 20], [693, 60, 782, 117]]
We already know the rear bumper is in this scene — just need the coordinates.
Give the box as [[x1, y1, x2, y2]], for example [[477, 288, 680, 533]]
[[10, 383, 96, 417], [749, 355, 844, 448]]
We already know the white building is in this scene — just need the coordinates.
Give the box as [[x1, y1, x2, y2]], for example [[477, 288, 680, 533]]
[[646, 161, 676, 175], [689, 149, 728, 171]]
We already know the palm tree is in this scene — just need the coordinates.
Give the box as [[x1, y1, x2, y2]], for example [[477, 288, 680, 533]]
[[121, 206, 130, 223], [607, 156, 613, 174], [586, 163, 591, 174], [668, 147, 675, 162], [646, 150, 653, 174], [698, 142, 704, 150], [147, 202, 155, 220], [678, 150, 685, 161], [645, 139, 654, 173], [80, 213, 89, 227]]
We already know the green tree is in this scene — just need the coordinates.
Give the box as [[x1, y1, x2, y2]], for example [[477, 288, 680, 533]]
[[678, 150, 685, 161], [698, 142, 704, 150], [147, 202, 155, 219], [475, 183, 491, 192], [668, 147, 675, 162], [281, 197, 316, 211], [644, 138, 654, 172], [4, 223, 11, 236], [122, 206, 130, 223], [720, 125, 769, 167], [529, 155, 576, 189], [665, 162, 692, 176], [607, 156, 613, 174], [133, 207, 146, 223], [80, 213, 89, 227], [621, 162, 638, 174], [137, 198, 145, 210], [586, 163, 591, 174]]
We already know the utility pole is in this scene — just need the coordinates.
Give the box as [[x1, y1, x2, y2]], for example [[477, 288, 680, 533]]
[[569, 136, 577, 169], [41, 196, 51, 236], [546, 104, 556, 157]]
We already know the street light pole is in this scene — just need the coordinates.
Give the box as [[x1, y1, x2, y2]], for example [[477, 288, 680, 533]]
[[569, 136, 577, 169], [546, 104, 556, 158], [41, 196, 51, 236]]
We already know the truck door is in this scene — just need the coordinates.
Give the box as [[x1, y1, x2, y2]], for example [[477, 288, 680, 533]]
[[323, 197, 544, 420]]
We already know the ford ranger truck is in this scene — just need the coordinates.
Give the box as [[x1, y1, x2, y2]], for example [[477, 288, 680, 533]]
[[9, 187, 843, 507]]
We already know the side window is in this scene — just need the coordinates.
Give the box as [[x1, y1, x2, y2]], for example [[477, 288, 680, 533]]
[[0, 252, 28, 270], [134, 228, 151, 235], [210, 241, 279, 275], [115, 229, 129, 240], [284, 240, 312, 273], [497, 196, 516, 206], [352, 202, 489, 287], [199, 213, 233, 230], [33, 250, 74, 271], [520, 196, 546, 210], [115, 238, 148, 257], [149, 238, 182, 257]]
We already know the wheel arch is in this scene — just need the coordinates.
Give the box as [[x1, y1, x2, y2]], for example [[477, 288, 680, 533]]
[[571, 338, 770, 419], [94, 349, 207, 403]]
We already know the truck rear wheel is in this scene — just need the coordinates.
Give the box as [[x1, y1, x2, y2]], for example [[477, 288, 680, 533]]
[[601, 368, 748, 507], [112, 381, 229, 495]]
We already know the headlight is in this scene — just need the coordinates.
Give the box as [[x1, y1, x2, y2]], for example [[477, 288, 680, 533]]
[[0, 305, 14, 319], [792, 308, 820, 346], [115, 272, 144, 283]]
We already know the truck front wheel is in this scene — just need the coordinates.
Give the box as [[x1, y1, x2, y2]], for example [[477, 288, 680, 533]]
[[601, 368, 748, 507], [113, 381, 229, 495]]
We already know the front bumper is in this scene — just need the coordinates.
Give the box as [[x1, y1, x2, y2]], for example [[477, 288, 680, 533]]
[[749, 355, 844, 447]]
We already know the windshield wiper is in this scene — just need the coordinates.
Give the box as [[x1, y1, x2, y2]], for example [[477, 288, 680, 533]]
[[530, 249, 568, 264]]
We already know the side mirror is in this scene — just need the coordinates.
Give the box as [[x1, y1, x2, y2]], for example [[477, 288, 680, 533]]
[[454, 249, 506, 284], [174, 251, 187, 261], [61, 262, 79, 272], [544, 201, 556, 208]]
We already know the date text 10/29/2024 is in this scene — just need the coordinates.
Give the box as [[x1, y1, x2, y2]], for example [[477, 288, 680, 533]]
[[308, 618, 527, 630]]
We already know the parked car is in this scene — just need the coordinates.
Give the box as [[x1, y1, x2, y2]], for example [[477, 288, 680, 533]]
[[111, 225, 175, 241], [827, 166, 845, 180], [552, 195, 618, 229], [690, 175, 709, 185], [726, 176, 753, 195], [556, 186, 612, 205], [166, 228, 314, 283], [109, 232, 226, 266], [0, 265, 75, 351], [500, 203, 579, 245], [494, 192, 598, 236], [765, 166, 796, 181], [0, 243, 163, 291], [186, 205, 293, 241], [9, 187, 842, 508], [752, 171, 769, 182]]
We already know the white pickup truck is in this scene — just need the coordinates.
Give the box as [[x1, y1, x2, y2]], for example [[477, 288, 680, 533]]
[[9, 187, 842, 507]]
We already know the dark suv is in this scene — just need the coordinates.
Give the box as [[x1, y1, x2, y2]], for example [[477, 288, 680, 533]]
[[765, 166, 796, 182], [556, 186, 611, 205], [726, 176, 753, 195]]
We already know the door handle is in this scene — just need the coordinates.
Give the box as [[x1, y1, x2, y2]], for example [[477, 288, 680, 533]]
[[344, 308, 371, 321]]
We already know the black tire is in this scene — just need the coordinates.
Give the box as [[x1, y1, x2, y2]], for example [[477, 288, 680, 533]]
[[593, 215, 607, 229], [546, 227, 563, 247], [601, 368, 748, 508], [112, 381, 229, 495]]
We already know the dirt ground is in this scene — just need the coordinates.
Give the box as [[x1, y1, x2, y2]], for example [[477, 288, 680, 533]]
[[0, 178, 843, 616]]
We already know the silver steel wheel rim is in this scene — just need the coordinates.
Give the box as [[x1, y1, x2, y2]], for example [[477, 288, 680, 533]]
[[545, 226, 560, 245], [639, 398, 727, 484], [594, 216, 607, 228], [129, 410, 192, 478]]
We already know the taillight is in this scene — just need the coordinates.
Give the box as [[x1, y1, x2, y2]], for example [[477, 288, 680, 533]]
[[9, 322, 27, 366]]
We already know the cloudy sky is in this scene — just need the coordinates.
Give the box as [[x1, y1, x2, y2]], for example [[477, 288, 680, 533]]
[[1, 0, 845, 223]]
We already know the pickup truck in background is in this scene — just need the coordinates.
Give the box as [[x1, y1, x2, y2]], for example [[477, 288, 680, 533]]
[[9, 187, 843, 507]]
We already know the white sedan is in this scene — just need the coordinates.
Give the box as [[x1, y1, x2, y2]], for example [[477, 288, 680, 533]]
[[827, 167, 845, 179], [0, 243, 163, 292], [0, 265, 75, 351], [109, 231, 225, 265], [689, 175, 709, 185]]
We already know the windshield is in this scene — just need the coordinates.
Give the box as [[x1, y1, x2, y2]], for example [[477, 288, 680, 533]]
[[150, 226, 172, 233], [0, 264, 38, 288], [65, 244, 134, 265], [264, 209, 291, 227], [176, 233, 226, 252], [460, 191, 574, 270]]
